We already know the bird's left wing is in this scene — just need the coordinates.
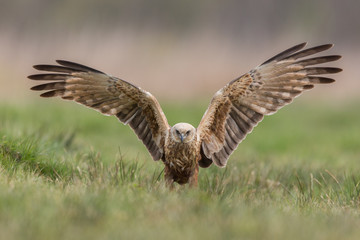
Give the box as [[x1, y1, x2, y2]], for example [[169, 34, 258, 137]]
[[197, 43, 342, 168], [29, 60, 170, 160]]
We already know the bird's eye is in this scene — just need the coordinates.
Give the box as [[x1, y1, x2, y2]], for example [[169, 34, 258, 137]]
[[176, 130, 180, 135], [186, 130, 190, 135]]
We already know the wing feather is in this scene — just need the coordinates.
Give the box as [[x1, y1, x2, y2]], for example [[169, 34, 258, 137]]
[[197, 43, 342, 167], [29, 60, 170, 160]]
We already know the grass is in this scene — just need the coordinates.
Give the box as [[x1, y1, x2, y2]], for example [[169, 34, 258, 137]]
[[0, 98, 360, 240]]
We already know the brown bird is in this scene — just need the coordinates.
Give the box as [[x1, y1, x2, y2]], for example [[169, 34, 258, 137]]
[[29, 43, 342, 187]]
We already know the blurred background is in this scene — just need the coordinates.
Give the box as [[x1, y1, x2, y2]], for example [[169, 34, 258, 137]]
[[0, 0, 359, 103]]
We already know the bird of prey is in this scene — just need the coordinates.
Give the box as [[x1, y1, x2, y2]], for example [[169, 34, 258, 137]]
[[29, 43, 342, 187]]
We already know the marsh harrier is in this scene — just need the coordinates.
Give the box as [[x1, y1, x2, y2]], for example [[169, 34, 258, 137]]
[[29, 43, 342, 187]]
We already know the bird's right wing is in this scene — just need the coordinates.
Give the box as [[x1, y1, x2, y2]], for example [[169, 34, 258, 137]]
[[29, 60, 170, 161]]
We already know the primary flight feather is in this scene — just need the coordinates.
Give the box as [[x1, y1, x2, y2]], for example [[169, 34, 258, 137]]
[[29, 43, 342, 187]]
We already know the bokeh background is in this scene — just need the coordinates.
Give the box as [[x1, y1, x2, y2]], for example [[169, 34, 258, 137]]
[[1, 2, 360, 239], [0, 0, 359, 103]]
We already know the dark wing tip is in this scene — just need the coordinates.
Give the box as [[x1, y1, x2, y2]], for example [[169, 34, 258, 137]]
[[308, 43, 334, 54], [291, 42, 308, 50], [30, 85, 44, 91], [56, 60, 75, 65], [332, 67, 343, 73], [303, 84, 314, 90], [261, 42, 307, 65], [33, 64, 40, 69], [305, 67, 343, 76], [309, 77, 336, 84], [32, 64, 75, 73], [27, 73, 68, 81], [297, 42, 308, 49], [319, 43, 334, 50], [30, 82, 65, 91], [322, 67, 343, 74], [39, 90, 64, 98], [320, 78, 336, 84], [40, 91, 56, 98], [33, 64, 49, 71], [316, 55, 342, 62], [56, 60, 104, 74], [327, 55, 342, 61], [28, 74, 38, 80]]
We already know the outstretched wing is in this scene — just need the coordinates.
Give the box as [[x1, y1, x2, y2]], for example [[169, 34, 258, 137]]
[[29, 60, 170, 160], [197, 43, 342, 168]]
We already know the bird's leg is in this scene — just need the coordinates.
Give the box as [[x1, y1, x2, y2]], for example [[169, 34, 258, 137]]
[[165, 178, 175, 190], [188, 165, 199, 187], [164, 167, 175, 189]]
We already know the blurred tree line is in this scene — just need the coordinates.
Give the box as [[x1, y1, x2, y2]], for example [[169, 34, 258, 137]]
[[0, 0, 358, 43]]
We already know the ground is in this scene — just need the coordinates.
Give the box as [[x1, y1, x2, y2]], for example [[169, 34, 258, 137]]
[[0, 99, 359, 240]]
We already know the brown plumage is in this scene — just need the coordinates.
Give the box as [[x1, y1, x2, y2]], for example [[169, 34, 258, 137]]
[[28, 43, 342, 187]]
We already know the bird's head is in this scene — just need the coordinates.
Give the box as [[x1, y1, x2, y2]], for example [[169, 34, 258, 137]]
[[171, 123, 196, 143]]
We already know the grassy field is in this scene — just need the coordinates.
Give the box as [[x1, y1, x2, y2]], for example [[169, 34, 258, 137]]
[[1, 99, 360, 240]]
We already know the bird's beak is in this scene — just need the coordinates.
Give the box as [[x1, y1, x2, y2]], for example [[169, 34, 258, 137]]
[[180, 134, 184, 143]]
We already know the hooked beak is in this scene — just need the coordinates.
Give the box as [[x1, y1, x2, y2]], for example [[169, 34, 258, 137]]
[[180, 134, 184, 143]]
